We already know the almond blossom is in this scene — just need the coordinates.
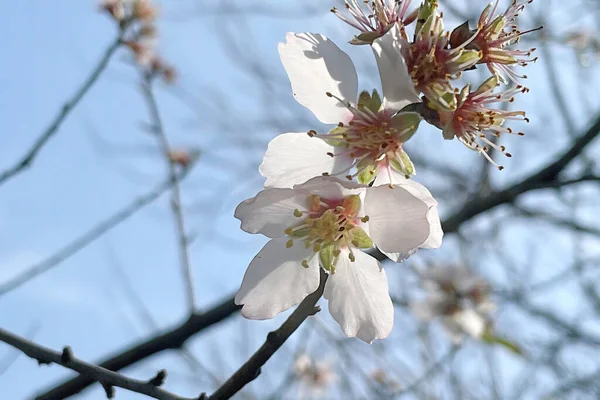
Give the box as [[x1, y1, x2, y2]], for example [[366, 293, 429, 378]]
[[471, 0, 540, 83], [234, 176, 442, 343], [260, 26, 422, 189], [293, 353, 336, 398], [331, 0, 416, 45], [412, 265, 494, 343], [434, 76, 529, 169]]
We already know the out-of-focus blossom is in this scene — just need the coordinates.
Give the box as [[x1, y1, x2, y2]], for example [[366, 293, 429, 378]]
[[412, 265, 495, 343], [293, 353, 336, 398]]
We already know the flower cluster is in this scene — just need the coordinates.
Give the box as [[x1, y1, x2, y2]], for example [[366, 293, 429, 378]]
[[234, 0, 538, 343], [100, 0, 175, 82]]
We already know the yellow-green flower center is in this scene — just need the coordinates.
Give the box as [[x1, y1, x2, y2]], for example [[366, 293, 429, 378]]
[[284, 194, 372, 273]]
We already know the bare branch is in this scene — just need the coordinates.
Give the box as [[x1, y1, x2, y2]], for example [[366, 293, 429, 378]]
[[140, 72, 196, 312], [0, 31, 125, 187], [36, 296, 240, 399], [208, 269, 328, 400], [0, 328, 198, 400], [0, 167, 190, 296]]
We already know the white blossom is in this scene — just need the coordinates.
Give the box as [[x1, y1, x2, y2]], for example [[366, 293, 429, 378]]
[[234, 176, 442, 343], [260, 26, 421, 189]]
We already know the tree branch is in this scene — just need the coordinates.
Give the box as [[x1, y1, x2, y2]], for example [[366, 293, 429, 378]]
[[35, 296, 240, 399], [140, 73, 196, 312], [0, 32, 124, 188], [208, 269, 328, 400], [0, 328, 198, 400]]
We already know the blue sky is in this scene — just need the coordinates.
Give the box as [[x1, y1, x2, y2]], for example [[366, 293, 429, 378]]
[[1, 0, 600, 399]]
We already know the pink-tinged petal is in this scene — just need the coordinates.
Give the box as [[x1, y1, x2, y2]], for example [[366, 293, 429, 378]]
[[324, 250, 393, 343], [234, 187, 308, 238], [235, 238, 320, 320], [259, 133, 353, 189], [364, 184, 430, 254], [372, 25, 421, 111], [279, 33, 357, 124]]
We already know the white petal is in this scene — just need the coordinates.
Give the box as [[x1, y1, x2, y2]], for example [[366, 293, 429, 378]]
[[374, 173, 444, 250], [235, 238, 320, 319], [380, 248, 418, 263], [279, 33, 357, 124], [454, 309, 486, 338], [324, 250, 393, 343], [364, 184, 430, 255], [294, 175, 367, 199], [234, 188, 308, 238], [259, 133, 353, 189], [372, 25, 421, 111]]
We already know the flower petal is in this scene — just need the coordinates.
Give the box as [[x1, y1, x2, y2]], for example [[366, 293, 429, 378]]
[[374, 174, 443, 250], [372, 25, 421, 111], [454, 309, 486, 338], [235, 237, 320, 319], [364, 184, 431, 254], [294, 175, 366, 199], [259, 133, 353, 189], [324, 250, 393, 343], [279, 33, 357, 124], [234, 187, 308, 238]]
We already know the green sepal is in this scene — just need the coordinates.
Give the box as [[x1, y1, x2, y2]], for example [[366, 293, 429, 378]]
[[326, 125, 348, 148], [357, 159, 377, 184], [474, 76, 498, 96], [319, 243, 337, 273], [389, 148, 416, 176], [448, 49, 482, 71], [390, 112, 421, 142], [349, 227, 373, 249], [358, 89, 383, 114], [415, 0, 438, 38]]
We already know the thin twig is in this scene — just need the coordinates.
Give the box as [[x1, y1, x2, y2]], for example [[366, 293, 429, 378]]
[[0, 328, 197, 400], [208, 269, 328, 400], [36, 296, 240, 399], [0, 168, 190, 296], [140, 73, 196, 312], [0, 32, 124, 187]]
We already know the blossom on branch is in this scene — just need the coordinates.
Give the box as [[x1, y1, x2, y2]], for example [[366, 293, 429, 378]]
[[433, 76, 529, 169], [261, 27, 422, 188], [403, 0, 482, 111], [234, 176, 442, 343]]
